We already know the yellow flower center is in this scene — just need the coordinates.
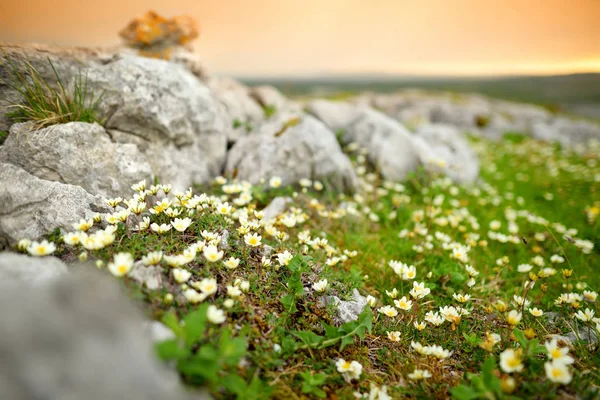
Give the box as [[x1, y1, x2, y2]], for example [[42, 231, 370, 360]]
[[117, 265, 128, 274], [551, 349, 562, 358], [552, 368, 564, 378], [507, 357, 521, 368]]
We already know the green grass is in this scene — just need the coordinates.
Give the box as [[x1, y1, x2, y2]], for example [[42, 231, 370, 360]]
[[0, 130, 7, 145], [14, 132, 600, 399], [0, 52, 104, 129]]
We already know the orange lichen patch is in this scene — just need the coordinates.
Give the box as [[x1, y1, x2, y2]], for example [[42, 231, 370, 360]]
[[119, 10, 199, 53]]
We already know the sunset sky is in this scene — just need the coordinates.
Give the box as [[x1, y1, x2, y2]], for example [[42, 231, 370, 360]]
[[1, 0, 599, 77]]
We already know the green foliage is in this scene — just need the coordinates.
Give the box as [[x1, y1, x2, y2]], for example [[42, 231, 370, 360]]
[[0, 130, 7, 145], [155, 305, 271, 397], [299, 371, 327, 398], [232, 118, 253, 132], [452, 358, 507, 400], [0, 52, 104, 129], [293, 309, 372, 351], [263, 104, 277, 118]]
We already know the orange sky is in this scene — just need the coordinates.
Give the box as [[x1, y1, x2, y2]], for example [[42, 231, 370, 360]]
[[1, 0, 599, 76]]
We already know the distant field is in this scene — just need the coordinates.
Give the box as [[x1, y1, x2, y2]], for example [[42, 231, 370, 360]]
[[240, 73, 600, 119]]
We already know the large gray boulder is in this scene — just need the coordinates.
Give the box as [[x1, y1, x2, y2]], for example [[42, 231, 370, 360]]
[[225, 113, 357, 192], [532, 117, 600, 147], [343, 109, 421, 181], [0, 252, 68, 285], [0, 122, 152, 198], [412, 124, 479, 183], [250, 85, 301, 114], [206, 77, 264, 144], [305, 99, 364, 132], [0, 163, 104, 247], [1, 45, 228, 191], [0, 268, 198, 400]]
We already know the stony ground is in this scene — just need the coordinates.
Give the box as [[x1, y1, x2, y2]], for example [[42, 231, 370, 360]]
[[12, 132, 599, 399]]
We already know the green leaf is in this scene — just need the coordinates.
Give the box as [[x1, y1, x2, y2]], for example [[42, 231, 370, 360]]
[[322, 322, 339, 339], [182, 304, 209, 347], [292, 330, 324, 347], [222, 373, 248, 395], [160, 312, 182, 337], [451, 385, 480, 400], [219, 329, 247, 366], [281, 294, 297, 313], [178, 354, 219, 381], [339, 335, 355, 351], [154, 338, 189, 361], [481, 357, 501, 393], [513, 328, 528, 349]]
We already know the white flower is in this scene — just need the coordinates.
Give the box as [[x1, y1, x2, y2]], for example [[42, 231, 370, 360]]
[[192, 278, 218, 296], [63, 232, 84, 246], [244, 233, 262, 247], [529, 307, 544, 317], [172, 268, 192, 284], [545, 338, 574, 365], [394, 296, 413, 310], [507, 310, 522, 326], [107, 252, 134, 277], [378, 306, 398, 317], [72, 218, 94, 232], [336, 359, 362, 382], [224, 257, 241, 269], [312, 279, 329, 293], [544, 361, 572, 384], [150, 223, 172, 234], [203, 245, 224, 262], [207, 305, 226, 324], [276, 250, 293, 266], [517, 264, 533, 273], [387, 331, 401, 342], [183, 288, 206, 304], [366, 295, 377, 307], [26, 240, 57, 257], [217, 202, 233, 215], [227, 285, 242, 298], [408, 369, 432, 380], [269, 176, 282, 188], [142, 251, 163, 266], [574, 308, 595, 322], [499, 348, 524, 373], [171, 217, 192, 232]]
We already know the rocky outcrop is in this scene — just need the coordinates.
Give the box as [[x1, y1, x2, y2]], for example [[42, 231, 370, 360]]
[[342, 109, 421, 181], [0, 163, 104, 247], [206, 77, 265, 144], [305, 99, 365, 132], [0, 252, 68, 285], [225, 113, 357, 192], [250, 85, 301, 114], [412, 124, 479, 183], [0, 122, 152, 198], [0, 268, 199, 400], [1, 45, 228, 191]]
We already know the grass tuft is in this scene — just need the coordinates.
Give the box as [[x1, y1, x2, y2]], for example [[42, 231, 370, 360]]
[[0, 51, 104, 130]]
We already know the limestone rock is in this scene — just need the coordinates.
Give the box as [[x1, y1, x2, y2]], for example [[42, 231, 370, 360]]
[[305, 99, 364, 132], [0, 163, 105, 247], [250, 85, 301, 113], [261, 197, 292, 221], [0, 268, 198, 400], [1, 45, 228, 191], [0, 122, 153, 198], [0, 252, 68, 285], [324, 289, 368, 324], [129, 263, 163, 290], [413, 124, 479, 183], [206, 77, 264, 143], [343, 109, 421, 181], [225, 113, 357, 192]]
